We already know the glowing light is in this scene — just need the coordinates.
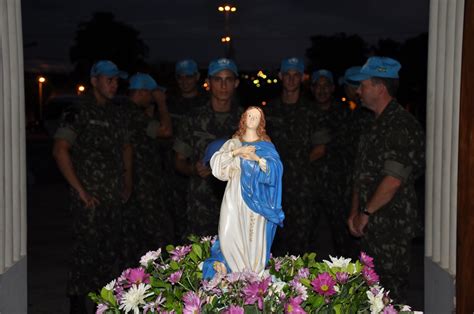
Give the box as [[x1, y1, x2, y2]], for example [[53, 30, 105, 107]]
[[253, 79, 259, 84], [221, 36, 231, 43], [218, 6, 224, 11], [257, 70, 267, 79], [38, 76, 46, 83], [261, 101, 267, 106], [267, 79, 272, 84], [273, 79, 278, 83], [224, 5, 231, 11], [256, 84, 261, 87], [341, 97, 347, 102], [77, 85, 85, 92], [231, 7, 237, 12]]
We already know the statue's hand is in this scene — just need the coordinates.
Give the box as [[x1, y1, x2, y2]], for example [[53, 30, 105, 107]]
[[213, 261, 227, 276]]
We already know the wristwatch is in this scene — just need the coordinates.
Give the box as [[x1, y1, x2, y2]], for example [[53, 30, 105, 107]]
[[361, 207, 372, 216]]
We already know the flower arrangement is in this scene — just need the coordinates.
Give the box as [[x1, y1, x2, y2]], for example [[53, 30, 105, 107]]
[[89, 236, 414, 313]]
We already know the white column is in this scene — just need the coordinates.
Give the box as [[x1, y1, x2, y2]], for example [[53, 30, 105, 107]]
[[425, 0, 464, 275], [0, 0, 27, 274]]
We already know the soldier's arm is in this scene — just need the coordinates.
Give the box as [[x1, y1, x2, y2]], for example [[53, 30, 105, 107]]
[[347, 186, 361, 236], [52, 139, 99, 208], [152, 89, 172, 138], [353, 176, 402, 236]]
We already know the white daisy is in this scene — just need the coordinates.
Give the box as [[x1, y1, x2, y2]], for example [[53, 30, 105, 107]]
[[139, 249, 162, 267], [323, 256, 352, 269], [366, 288, 385, 314], [104, 279, 116, 291], [119, 283, 153, 314]]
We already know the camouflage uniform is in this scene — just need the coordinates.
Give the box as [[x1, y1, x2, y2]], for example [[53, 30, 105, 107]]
[[264, 96, 318, 255], [121, 101, 174, 267], [161, 93, 208, 242], [310, 100, 357, 257], [54, 96, 127, 295], [173, 102, 242, 239], [353, 100, 424, 301]]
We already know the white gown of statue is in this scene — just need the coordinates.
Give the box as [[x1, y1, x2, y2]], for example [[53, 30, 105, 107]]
[[210, 138, 267, 274]]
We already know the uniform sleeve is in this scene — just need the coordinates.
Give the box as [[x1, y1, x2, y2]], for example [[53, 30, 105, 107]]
[[172, 114, 193, 158], [53, 105, 85, 145], [381, 124, 423, 182]]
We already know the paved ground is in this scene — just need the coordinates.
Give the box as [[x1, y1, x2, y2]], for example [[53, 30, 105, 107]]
[[27, 180, 424, 313]]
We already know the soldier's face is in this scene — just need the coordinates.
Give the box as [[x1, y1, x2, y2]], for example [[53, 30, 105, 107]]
[[91, 75, 119, 101], [279, 70, 303, 93], [357, 79, 380, 110], [207, 70, 239, 102], [244, 108, 261, 131], [312, 77, 334, 104], [176, 74, 199, 94]]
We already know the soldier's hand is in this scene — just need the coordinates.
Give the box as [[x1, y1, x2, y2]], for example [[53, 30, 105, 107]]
[[347, 213, 359, 237], [195, 161, 211, 178], [352, 213, 369, 237], [309, 144, 326, 162], [78, 190, 100, 209]]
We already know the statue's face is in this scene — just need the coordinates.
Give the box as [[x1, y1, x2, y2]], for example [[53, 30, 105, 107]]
[[245, 108, 261, 131]]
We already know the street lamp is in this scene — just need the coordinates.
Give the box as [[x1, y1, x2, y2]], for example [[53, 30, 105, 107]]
[[218, 5, 237, 12], [220, 36, 231, 43], [77, 85, 85, 95], [38, 76, 46, 120]]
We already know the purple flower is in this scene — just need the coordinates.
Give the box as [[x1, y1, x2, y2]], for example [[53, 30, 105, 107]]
[[274, 259, 283, 271], [124, 267, 150, 286], [168, 270, 183, 285], [170, 245, 192, 262], [143, 294, 166, 313], [382, 304, 398, 314], [183, 291, 202, 314], [242, 276, 271, 310], [360, 252, 375, 268], [96, 304, 108, 314], [285, 296, 306, 314], [295, 268, 309, 279], [311, 272, 337, 297], [362, 266, 379, 285], [222, 305, 245, 314], [335, 272, 349, 284], [289, 280, 308, 301]]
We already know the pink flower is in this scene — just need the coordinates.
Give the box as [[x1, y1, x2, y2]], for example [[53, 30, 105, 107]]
[[183, 291, 202, 314], [382, 304, 398, 314], [222, 305, 245, 314], [143, 294, 166, 313], [168, 270, 183, 285], [360, 252, 375, 268], [96, 304, 108, 314], [362, 266, 379, 285], [311, 272, 337, 297], [285, 296, 306, 314], [124, 267, 150, 286], [289, 280, 308, 301], [335, 272, 349, 284], [171, 245, 192, 261], [242, 276, 271, 310]]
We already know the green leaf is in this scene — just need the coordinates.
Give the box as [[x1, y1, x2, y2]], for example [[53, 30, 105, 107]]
[[166, 244, 175, 253], [192, 243, 203, 259], [170, 260, 179, 270], [99, 287, 117, 306], [189, 252, 199, 263], [333, 303, 342, 314]]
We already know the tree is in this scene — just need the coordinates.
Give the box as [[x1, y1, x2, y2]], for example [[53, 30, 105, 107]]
[[305, 33, 368, 79], [69, 12, 149, 79]]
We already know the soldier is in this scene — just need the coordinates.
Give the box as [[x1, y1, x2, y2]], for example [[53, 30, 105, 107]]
[[164, 59, 208, 242], [173, 58, 242, 239], [347, 57, 425, 302], [52, 60, 131, 313], [309, 69, 356, 258], [264, 57, 318, 256], [121, 73, 173, 266]]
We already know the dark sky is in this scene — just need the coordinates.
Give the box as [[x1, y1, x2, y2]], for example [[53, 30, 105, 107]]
[[22, 0, 430, 71]]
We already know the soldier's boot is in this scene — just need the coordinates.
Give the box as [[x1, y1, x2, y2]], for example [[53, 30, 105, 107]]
[[69, 294, 87, 314]]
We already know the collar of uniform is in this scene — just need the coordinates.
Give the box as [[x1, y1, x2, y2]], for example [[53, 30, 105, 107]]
[[376, 99, 399, 122]]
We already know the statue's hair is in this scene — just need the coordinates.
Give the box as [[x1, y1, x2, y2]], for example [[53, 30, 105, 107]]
[[233, 106, 271, 142]]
